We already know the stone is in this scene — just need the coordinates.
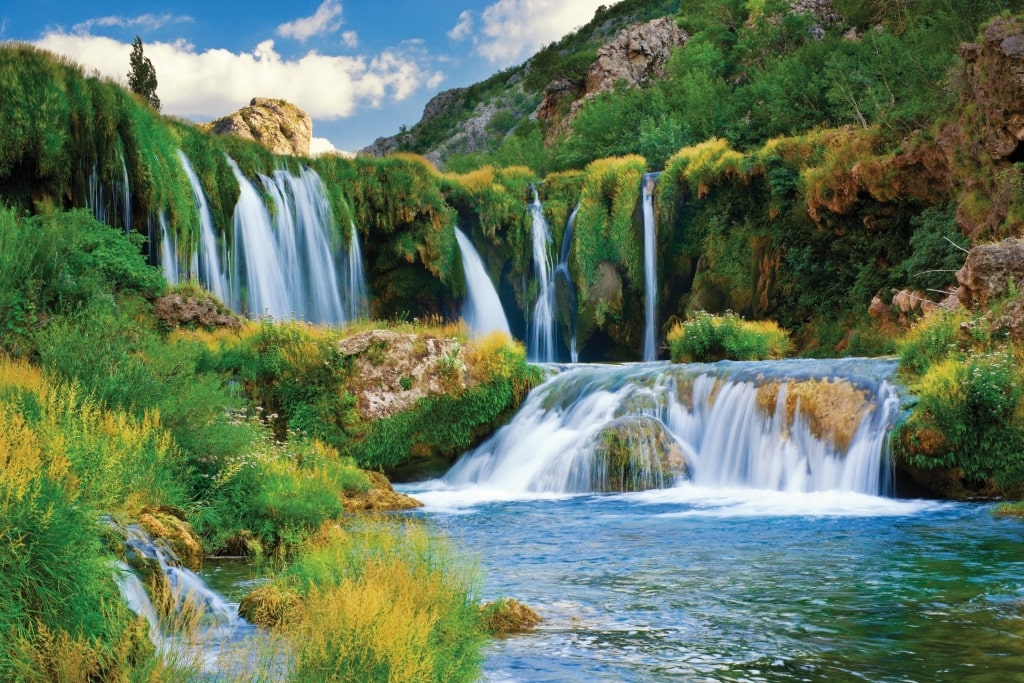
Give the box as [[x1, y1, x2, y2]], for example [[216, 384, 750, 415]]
[[137, 507, 205, 572], [341, 470, 423, 512], [959, 17, 1024, 161], [152, 291, 242, 330], [481, 598, 542, 636], [955, 237, 1024, 309], [208, 97, 313, 157], [589, 415, 689, 492]]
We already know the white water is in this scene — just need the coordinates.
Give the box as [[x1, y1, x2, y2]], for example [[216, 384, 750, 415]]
[[419, 359, 901, 509], [86, 150, 132, 233], [177, 151, 229, 301], [528, 188, 557, 362], [455, 227, 511, 338], [116, 524, 266, 675], [642, 173, 658, 361], [554, 204, 579, 363], [157, 212, 179, 285]]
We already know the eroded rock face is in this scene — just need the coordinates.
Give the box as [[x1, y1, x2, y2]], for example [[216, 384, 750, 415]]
[[540, 17, 688, 138], [960, 16, 1024, 161], [338, 329, 468, 421], [955, 238, 1024, 309], [209, 97, 313, 157]]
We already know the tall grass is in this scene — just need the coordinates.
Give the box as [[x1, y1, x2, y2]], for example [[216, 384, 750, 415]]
[[667, 311, 790, 362]]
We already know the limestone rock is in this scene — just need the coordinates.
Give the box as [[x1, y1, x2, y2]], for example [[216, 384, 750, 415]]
[[152, 291, 242, 330], [540, 17, 688, 138], [589, 415, 689, 492], [955, 238, 1024, 309], [960, 16, 1024, 161], [341, 470, 423, 512], [338, 329, 469, 421], [137, 507, 205, 572], [209, 97, 313, 157]]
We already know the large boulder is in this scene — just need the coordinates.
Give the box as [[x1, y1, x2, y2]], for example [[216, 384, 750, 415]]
[[588, 415, 689, 492], [208, 97, 313, 157], [955, 238, 1024, 309]]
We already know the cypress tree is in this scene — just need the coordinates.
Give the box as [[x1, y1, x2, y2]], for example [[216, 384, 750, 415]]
[[128, 36, 160, 111]]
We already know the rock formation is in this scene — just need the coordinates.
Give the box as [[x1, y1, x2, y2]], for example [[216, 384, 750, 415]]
[[540, 17, 689, 139], [960, 16, 1024, 162], [208, 97, 313, 157], [589, 415, 689, 492], [955, 238, 1024, 309]]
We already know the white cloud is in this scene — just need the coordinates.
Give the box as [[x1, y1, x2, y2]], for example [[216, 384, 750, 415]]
[[34, 31, 438, 121], [341, 30, 358, 48], [477, 0, 619, 64], [447, 10, 473, 41], [309, 136, 341, 156], [72, 13, 194, 34], [276, 0, 343, 42]]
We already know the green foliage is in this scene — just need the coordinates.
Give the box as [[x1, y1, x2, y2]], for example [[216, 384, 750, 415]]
[[128, 36, 160, 110], [895, 309, 972, 376], [898, 203, 969, 293], [667, 310, 790, 362]]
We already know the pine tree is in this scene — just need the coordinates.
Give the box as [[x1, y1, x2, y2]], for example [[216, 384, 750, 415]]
[[128, 36, 160, 111]]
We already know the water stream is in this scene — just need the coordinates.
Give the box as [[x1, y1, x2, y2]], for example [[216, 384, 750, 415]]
[[529, 188, 557, 362], [456, 227, 512, 338], [555, 204, 579, 363], [642, 173, 659, 361]]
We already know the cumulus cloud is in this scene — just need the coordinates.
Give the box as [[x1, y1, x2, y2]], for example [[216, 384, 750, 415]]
[[476, 0, 619, 64], [34, 30, 437, 121], [447, 10, 473, 41], [276, 0, 343, 42], [309, 136, 342, 156], [72, 13, 194, 34], [341, 30, 358, 48]]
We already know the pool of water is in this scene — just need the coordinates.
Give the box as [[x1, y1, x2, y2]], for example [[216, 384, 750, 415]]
[[402, 485, 1024, 683]]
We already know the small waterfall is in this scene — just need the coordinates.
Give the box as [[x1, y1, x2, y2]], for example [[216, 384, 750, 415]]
[[554, 203, 579, 363], [157, 212, 179, 285], [455, 227, 511, 338], [528, 187, 556, 362], [177, 151, 229, 301], [344, 222, 370, 321], [85, 151, 132, 234], [442, 359, 900, 496], [642, 173, 659, 361], [115, 524, 264, 674]]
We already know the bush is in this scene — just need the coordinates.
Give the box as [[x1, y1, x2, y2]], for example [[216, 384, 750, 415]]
[[667, 311, 790, 362], [269, 522, 486, 683]]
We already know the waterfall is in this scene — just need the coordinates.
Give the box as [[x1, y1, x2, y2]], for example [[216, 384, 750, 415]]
[[157, 212, 179, 285], [115, 524, 265, 674], [528, 187, 556, 362], [344, 222, 370, 321], [177, 151, 229, 301], [455, 227, 511, 338], [441, 358, 900, 496], [223, 159, 354, 324], [642, 173, 659, 361], [85, 151, 132, 234], [554, 203, 579, 363]]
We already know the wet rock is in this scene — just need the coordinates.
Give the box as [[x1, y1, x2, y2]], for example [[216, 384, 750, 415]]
[[755, 378, 870, 452], [138, 507, 205, 571], [589, 415, 689, 492]]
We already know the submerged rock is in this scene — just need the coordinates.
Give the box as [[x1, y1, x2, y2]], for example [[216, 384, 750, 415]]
[[589, 415, 689, 492], [755, 378, 871, 452]]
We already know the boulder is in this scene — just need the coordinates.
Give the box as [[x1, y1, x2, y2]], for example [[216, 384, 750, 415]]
[[955, 237, 1024, 309], [588, 415, 689, 492], [959, 16, 1024, 161], [137, 507, 205, 572], [337, 329, 469, 421], [152, 291, 242, 330], [208, 97, 313, 157]]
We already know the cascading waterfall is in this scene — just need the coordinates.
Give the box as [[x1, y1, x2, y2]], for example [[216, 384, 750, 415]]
[[344, 222, 370, 321], [642, 173, 659, 361], [157, 211, 179, 285], [440, 358, 900, 496], [224, 159, 358, 324], [177, 151, 229, 301], [115, 524, 261, 674], [528, 187, 557, 362], [554, 204, 579, 363], [86, 151, 132, 234], [455, 227, 511, 337]]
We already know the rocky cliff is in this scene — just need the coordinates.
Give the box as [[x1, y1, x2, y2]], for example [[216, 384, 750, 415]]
[[208, 97, 313, 157]]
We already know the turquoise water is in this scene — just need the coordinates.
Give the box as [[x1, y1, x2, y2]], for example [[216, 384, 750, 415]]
[[403, 488, 1024, 682]]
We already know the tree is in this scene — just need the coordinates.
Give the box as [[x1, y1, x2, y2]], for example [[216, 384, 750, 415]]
[[128, 36, 160, 111]]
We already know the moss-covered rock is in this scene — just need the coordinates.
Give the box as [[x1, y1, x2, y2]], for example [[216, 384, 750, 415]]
[[480, 598, 542, 637], [589, 415, 689, 492]]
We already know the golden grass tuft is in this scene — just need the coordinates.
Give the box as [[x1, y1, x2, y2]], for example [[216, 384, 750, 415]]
[[480, 598, 542, 637]]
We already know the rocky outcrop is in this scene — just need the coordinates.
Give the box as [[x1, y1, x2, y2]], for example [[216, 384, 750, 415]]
[[540, 17, 689, 138], [208, 97, 313, 157], [338, 329, 469, 421], [152, 291, 242, 330], [341, 470, 422, 512], [955, 238, 1024, 309], [960, 16, 1024, 162]]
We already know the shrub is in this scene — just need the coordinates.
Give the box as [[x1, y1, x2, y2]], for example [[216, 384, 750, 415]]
[[895, 308, 973, 376], [667, 311, 790, 362], [270, 522, 486, 683]]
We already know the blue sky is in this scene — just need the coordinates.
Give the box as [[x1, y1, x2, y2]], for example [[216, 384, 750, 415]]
[[1, 1, 618, 153]]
